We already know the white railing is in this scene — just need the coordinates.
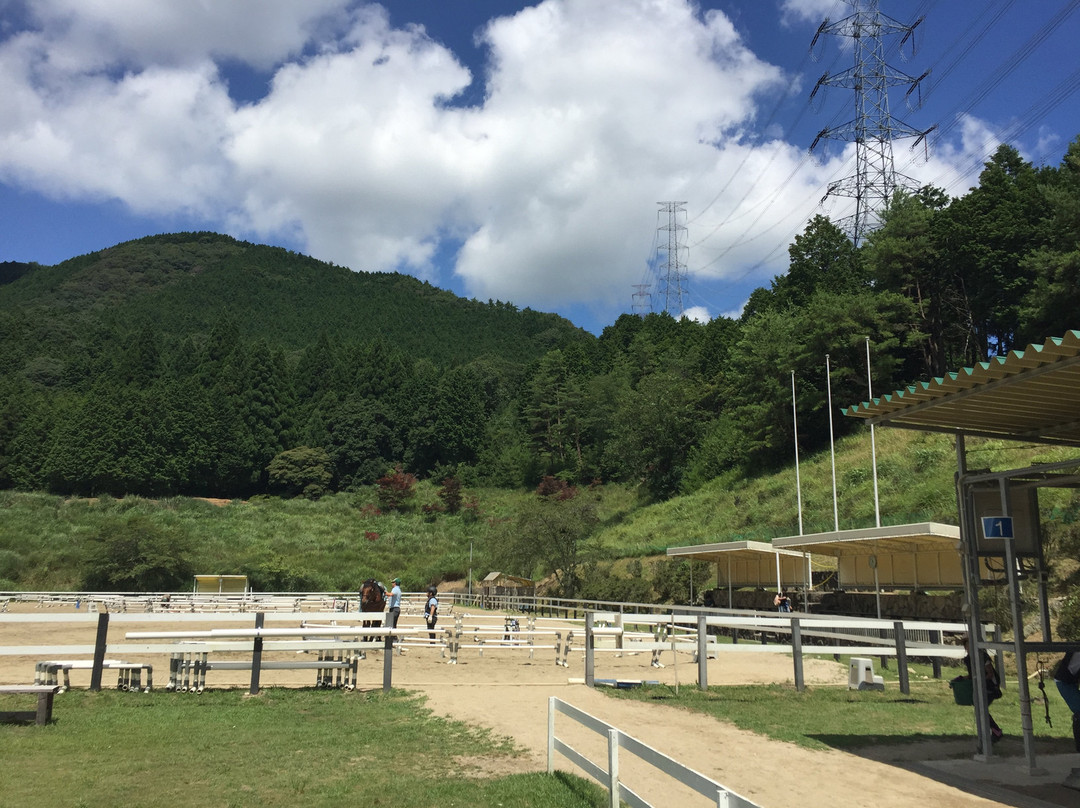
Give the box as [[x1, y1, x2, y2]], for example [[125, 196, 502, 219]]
[[547, 697, 760, 808]]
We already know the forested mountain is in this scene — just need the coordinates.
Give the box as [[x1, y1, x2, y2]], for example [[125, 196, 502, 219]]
[[1, 138, 1078, 503], [0, 232, 589, 366]]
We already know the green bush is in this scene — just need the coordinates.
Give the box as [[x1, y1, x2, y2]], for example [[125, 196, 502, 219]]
[[266, 446, 333, 499], [1058, 589, 1080, 640], [82, 515, 193, 591]]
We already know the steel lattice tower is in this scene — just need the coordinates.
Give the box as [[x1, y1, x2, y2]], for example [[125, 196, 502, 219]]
[[656, 201, 688, 317], [809, 0, 934, 245], [631, 283, 653, 317]]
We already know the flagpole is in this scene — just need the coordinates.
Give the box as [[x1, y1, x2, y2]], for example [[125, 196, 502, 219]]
[[826, 354, 839, 532], [792, 370, 804, 536], [866, 338, 881, 528]]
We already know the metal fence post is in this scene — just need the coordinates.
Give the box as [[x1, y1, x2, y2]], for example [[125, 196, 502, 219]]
[[249, 612, 264, 695], [547, 697, 556, 774], [382, 631, 394, 692], [894, 620, 910, 695], [698, 614, 708, 690], [791, 618, 804, 692], [585, 611, 595, 687], [89, 612, 110, 691], [930, 629, 943, 679]]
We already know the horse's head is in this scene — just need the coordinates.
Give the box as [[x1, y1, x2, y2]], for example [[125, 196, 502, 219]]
[[360, 579, 385, 611]]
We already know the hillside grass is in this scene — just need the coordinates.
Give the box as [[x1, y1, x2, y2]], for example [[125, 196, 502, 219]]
[[2, 426, 1078, 594], [0, 688, 605, 808], [0, 482, 640, 592], [593, 427, 1080, 554]]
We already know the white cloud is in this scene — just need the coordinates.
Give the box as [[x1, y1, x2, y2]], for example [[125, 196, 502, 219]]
[[15, 0, 349, 71], [780, 0, 848, 26], [450, 0, 800, 304], [682, 306, 712, 324], [225, 5, 476, 274], [0, 0, 1013, 323]]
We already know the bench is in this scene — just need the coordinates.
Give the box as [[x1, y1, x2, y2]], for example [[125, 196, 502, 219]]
[[0, 684, 61, 725]]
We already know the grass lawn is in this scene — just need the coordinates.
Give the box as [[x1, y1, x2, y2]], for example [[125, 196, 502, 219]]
[[0, 688, 606, 808], [604, 659, 1078, 752]]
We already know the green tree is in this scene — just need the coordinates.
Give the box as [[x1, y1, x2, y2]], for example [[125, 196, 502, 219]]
[[241, 340, 295, 484], [524, 349, 587, 478], [495, 480, 599, 597], [941, 145, 1050, 357], [82, 515, 193, 591], [431, 364, 488, 469], [1019, 137, 1080, 344], [267, 446, 333, 499], [772, 215, 865, 308], [326, 395, 401, 487], [605, 369, 704, 499], [865, 186, 955, 377]]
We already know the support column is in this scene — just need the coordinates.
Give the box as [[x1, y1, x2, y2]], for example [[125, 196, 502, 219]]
[[249, 612, 264, 696]]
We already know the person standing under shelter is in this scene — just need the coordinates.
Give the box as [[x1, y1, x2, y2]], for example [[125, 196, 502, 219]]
[[960, 635, 1003, 743], [1053, 650, 1080, 790]]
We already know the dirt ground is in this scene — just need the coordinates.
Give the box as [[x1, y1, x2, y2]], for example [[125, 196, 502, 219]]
[[3, 603, 1078, 808]]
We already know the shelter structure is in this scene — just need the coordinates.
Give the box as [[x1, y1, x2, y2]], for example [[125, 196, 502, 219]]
[[480, 572, 535, 607], [666, 541, 811, 608], [844, 330, 1080, 773], [773, 523, 964, 591], [193, 575, 250, 595]]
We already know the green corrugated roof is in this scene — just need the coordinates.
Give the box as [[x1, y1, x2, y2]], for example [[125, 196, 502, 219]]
[[843, 331, 1080, 446]]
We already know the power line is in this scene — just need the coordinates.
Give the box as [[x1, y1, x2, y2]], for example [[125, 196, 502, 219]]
[[932, 0, 1080, 147]]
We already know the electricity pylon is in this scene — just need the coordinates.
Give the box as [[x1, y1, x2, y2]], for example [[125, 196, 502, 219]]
[[809, 0, 935, 246], [656, 201, 688, 317], [631, 283, 653, 317]]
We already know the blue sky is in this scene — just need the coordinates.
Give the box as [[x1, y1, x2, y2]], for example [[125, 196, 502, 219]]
[[1, 0, 1078, 335]]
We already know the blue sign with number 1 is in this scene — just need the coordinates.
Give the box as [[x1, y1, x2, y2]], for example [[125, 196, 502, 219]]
[[981, 516, 1014, 539]]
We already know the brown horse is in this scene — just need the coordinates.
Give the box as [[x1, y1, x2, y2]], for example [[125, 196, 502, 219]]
[[359, 579, 386, 653]]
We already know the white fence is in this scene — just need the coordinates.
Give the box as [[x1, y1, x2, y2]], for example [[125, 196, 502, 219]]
[[2, 592, 987, 695], [582, 611, 975, 693], [548, 697, 760, 808]]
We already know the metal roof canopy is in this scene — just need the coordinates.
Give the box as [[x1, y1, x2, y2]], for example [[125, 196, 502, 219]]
[[666, 541, 809, 587], [772, 522, 986, 590], [667, 541, 811, 609], [843, 331, 1080, 773], [843, 330, 1080, 446], [772, 522, 959, 555]]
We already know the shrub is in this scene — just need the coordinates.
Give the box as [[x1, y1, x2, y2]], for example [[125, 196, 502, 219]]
[[376, 465, 417, 511], [1058, 590, 1080, 641], [438, 476, 464, 514], [82, 515, 193, 591], [267, 447, 332, 499]]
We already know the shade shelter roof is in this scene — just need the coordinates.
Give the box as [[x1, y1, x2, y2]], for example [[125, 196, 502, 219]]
[[842, 331, 1080, 446], [771, 523, 966, 588], [667, 541, 810, 588], [667, 540, 809, 564], [771, 522, 959, 556]]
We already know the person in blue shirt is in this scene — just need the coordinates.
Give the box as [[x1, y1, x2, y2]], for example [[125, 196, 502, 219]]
[[386, 578, 402, 642]]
